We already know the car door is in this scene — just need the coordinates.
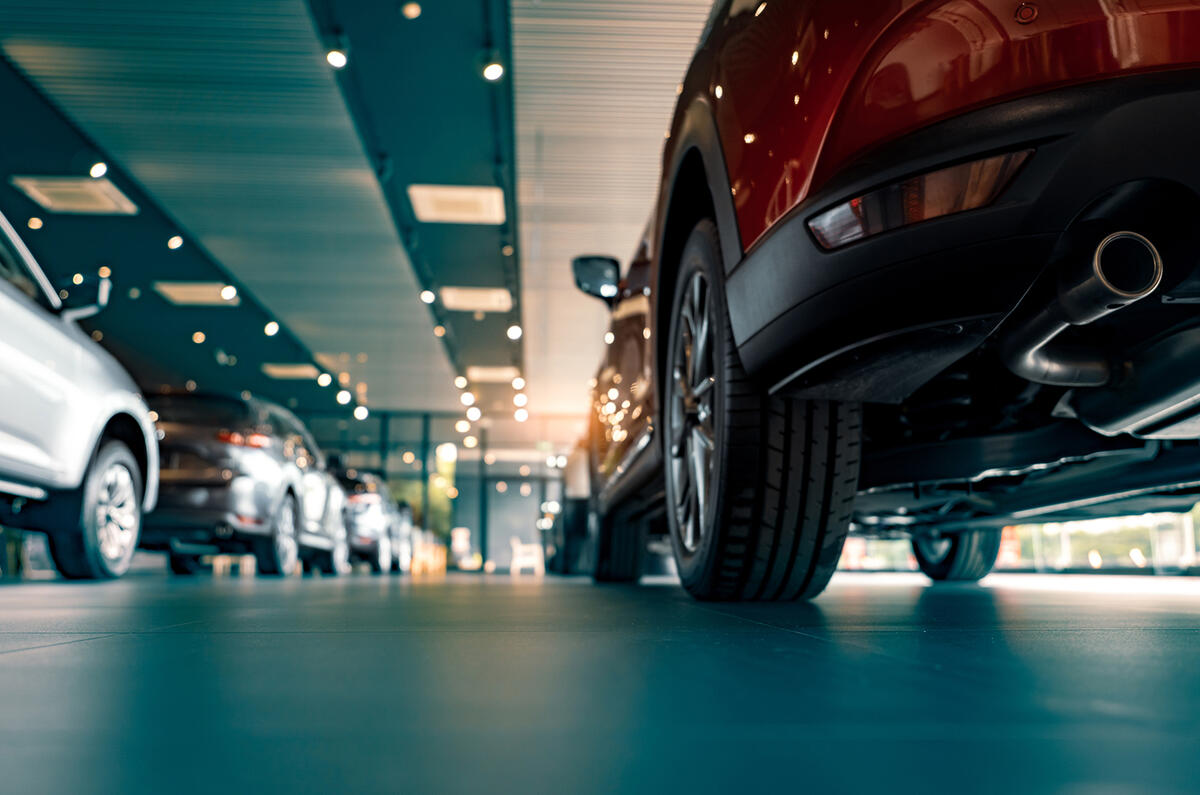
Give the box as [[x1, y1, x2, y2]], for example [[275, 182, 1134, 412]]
[[0, 215, 83, 485], [593, 230, 655, 483], [283, 408, 330, 539]]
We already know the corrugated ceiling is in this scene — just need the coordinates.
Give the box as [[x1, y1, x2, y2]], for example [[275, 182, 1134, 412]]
[[0, 0, 459, 412], [512, 0, 713, 417]]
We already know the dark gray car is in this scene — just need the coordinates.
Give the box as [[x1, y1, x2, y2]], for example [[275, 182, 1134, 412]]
[[142, 394, 348, 576]]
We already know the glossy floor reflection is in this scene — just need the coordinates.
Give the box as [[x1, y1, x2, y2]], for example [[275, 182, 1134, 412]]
[[2, 570, 1199, 794]]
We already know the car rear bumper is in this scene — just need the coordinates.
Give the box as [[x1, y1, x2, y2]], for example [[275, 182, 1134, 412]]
[[141, 477, 273, 549], [725, 71, 1200, 400]]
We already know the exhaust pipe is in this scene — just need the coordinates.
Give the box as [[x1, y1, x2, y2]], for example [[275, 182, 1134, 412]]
[[1000, 231, 1163, 386]]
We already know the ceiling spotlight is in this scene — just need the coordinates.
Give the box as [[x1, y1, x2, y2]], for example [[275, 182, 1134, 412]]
[[436, 442, 458, 463], [72, 273, 83, 285], [460, 391, 476, 406], [514, 408, 528, 422], [484, 452, 496, 465], [264, 321, 280, 336], [463, 435, 478, 449], [556, 455, 567, 468], [482, 62, 504, 81], [98, 266, 111, 278], [336, 389, 352, 405], [455, 420, 470, 433], [434, 325, 446, 337], [420, 289, 436, 304], [546, 455, 557, 468], [454, 376, 468, 389], [192, 331, 206, 344], [27, 217, 42, 230], [317, 372, 332, 387], [89, 162, 108, 179], [466, 406, 481, 421], [506, 324, 522, 340], [353, 405, 369, 420], [220, 284, 238, 301], [511, 376, 525, 390], [401, 2, 421, 19], [604, 331, 615, 344], [326, 49, 348, 69], [167, 235, 183, 250], [513, 393, 528, 407]]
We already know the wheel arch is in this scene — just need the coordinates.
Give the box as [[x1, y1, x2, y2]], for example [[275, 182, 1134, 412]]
[[98, 411, 157, 510]]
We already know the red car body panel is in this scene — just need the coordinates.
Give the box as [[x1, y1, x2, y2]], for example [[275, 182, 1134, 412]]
[[703, 0, 1200, 253]]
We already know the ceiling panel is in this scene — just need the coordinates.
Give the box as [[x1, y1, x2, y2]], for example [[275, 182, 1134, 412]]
[[511, 0, 713, 420], [0, 0, 459, 412]]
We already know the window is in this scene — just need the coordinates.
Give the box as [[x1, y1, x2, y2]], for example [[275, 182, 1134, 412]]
[[0, 226, 49, 308]]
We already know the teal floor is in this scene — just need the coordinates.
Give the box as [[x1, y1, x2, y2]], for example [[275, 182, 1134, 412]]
[[1, 569, 1198, 794]]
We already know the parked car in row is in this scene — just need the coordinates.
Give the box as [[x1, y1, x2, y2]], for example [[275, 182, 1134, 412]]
[[141, 393, 349, 576], [0, 208, 158, 579], [335, 468, 412, 574], [575, 0, 1200, 600]]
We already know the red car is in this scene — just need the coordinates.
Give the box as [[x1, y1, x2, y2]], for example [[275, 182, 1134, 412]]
[[573, 0, 1200, 600]]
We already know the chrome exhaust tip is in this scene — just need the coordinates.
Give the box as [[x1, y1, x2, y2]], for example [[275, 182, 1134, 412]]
[[1093, 231, 1163, 299]]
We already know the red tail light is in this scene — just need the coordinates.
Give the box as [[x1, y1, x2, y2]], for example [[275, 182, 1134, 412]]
[[216, 430, 272, 448], [807, 150, 1031, 250]]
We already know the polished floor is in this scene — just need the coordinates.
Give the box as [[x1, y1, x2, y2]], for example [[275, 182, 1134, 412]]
[[2, 568, 1199, 794]]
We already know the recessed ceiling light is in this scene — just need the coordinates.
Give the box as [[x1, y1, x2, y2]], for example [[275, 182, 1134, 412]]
[[514, 408, 528, 422], [434, 325, 446, 337], [438, 286, 513, 313], [419, 289, 436, 304], [264, 321, 280, 336], [511, 376, 525, 390], [317, 373, 332, 387], [10, 176, 138, 215], [26, 217, 42, 230], [513, 393, 528, 407], [465, 365, 520, 383], [407, 184, 505, 224], [336, 389, 352, 405], [262, 363, 320, 380], [507, 324, 522, 340], [220, 284, 237, 301], [89, 162, 107, 179], [401, 2, 421, 18], [483, 62, 504, 81], [354, 405, 369, 420], [501, 244, 514, 257], [466, 407, 481, 421], [192, 331, 206, 344], [463, 435, 478, 449], [167, 235, 183, 250], [460, 392, 476, 407], [98, 266, 111, 278], [326, 49, 348, 68], [455, 420, 470, 433], [454, 376, 468, 389], [153, 282, 242, 307], [604, 331, 614, 344]]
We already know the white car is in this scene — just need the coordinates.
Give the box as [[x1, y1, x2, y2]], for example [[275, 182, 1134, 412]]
[[0, 209, 158, 579]]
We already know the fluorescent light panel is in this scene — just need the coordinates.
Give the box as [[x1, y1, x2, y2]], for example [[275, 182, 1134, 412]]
[[10, 176, 138, 215], [153, 282, 241, 306], [407, 184, 505, 224], [261, 363, 320, 380], [439, 286, 513, 313], [465, 365, 521, 383]]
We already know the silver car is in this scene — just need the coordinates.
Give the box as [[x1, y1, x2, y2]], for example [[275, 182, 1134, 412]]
[[0, 210, 159, 579]]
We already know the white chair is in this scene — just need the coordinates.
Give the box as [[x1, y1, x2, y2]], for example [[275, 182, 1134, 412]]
[[510, 536, 545, 576]]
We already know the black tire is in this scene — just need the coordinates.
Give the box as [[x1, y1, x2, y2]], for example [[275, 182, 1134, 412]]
[[168, 553, 202, 575], [47, 440, 143, 580], [912, 529, 1001, 582], [663, 219, 862, 601], [591, 504, 644, 583], [254, 493, 300, 576], [315, 538, 350, 576]]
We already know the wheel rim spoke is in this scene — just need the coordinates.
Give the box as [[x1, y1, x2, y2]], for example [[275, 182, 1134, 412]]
[[668, 270, 717, 554]]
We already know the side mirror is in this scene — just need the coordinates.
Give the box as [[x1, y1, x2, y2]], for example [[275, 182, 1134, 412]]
[[572, 255, 620, 303], [60, 275, 111, 323]]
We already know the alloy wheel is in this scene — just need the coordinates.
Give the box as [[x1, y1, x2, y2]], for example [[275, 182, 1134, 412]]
[[668, 270, 717, 553], [94, 463, 139, 565]]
